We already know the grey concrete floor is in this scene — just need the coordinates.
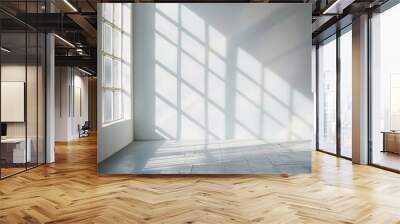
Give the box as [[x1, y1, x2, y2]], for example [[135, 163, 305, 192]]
[[98, 139, 312, 174]]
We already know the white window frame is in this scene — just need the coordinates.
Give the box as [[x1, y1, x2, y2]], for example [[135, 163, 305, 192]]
[[102, 3, 131, 124]]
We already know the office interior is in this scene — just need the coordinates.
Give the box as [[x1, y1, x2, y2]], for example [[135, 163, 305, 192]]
[[0, 1, 97, 179], [0, 0, 397, 177], [316, 2, 400, 172]]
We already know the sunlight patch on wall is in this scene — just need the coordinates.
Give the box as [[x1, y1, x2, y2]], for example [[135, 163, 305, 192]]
[[156, 3, 179, 22], [155, 33, 178, 74], [181, 32, 205, 64], [181, 83, 205, 126], [209, 26, 226, 57], [181, 5, 205, 42], [155, 12, 178, 44], [155, 64, 177, 105], [181, 53, 205, 93], [155, 96, 177, 139], [235, 94, 261, 138], [237, 48, 262, 83]]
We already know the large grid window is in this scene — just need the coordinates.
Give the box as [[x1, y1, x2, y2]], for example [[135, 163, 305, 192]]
[[102, 3, 131, 123]]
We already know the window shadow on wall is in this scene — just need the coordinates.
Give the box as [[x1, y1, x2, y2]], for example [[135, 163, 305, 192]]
[[150, 4, 313, 143]]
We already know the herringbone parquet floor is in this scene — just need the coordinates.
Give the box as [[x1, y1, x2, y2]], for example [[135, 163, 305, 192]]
[[1, 134, 400, 223]]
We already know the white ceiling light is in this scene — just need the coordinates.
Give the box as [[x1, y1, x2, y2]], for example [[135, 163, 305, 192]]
[[1, 47, 11, 53], [54, 34, 75, 48], [78, 67, 93, 76], [63, 0, 78, 12], [323, 0, 354, 15], [323, 0, 341, 14]]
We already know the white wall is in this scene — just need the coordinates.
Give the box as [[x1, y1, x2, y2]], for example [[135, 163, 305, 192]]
[[97, 4, 134, 163], [55, 67, 89, 141], [1, 65, 40, 137], [1, 63, 47, 163], [133, 3, 312, 142], [72, 73, 89, 137]]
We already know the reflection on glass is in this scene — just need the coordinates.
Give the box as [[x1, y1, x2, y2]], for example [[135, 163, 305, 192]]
[[340, 29, 352, 158], [318, 36, 337, 154], [371, 4, 400, 171]]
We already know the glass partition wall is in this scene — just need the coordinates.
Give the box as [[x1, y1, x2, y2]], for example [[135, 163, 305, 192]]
[[316, 26, 352, 159], [0, 4, 46, 179], [370, 3, 400, 171]]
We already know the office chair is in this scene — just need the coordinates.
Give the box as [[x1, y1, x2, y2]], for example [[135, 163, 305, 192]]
[[79, 121, 90, 138]]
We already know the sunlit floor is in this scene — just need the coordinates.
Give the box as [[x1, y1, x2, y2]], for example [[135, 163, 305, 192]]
[[372, 150, 400, 171], [98, 140, 312, 174]]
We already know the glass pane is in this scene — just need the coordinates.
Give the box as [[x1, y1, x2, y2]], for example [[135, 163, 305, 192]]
[[104, 56, 112, 87], [122, 4, 131, 34], [114, 3, 122, 28], [391, 75, 400, 117], [38, 33, 46, 165], [114, 91, 122, 120], [318, 36, 337, 154], [104, 23, 112, 55], [122, 63, 131, 119], [122, 34, 131, 63], [1, 32, 27, 178], [113, 29, 121, 58], [104, 3, 113, 22], [371, 3, 400, 171], [113, 59, 121, 89], [103, 90, 113, 122], [27, 32, 38, 168], [340, 29, 352, 158]]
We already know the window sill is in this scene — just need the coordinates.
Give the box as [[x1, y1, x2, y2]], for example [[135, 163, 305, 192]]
[[102, 118, 129, 127]]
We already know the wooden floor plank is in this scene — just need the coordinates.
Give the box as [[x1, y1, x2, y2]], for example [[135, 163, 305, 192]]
[[1, 134, 400, 223]]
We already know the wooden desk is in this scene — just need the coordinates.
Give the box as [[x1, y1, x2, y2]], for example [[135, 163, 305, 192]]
[[1, 138, 31, 164], [382, 131, 400, 154]]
